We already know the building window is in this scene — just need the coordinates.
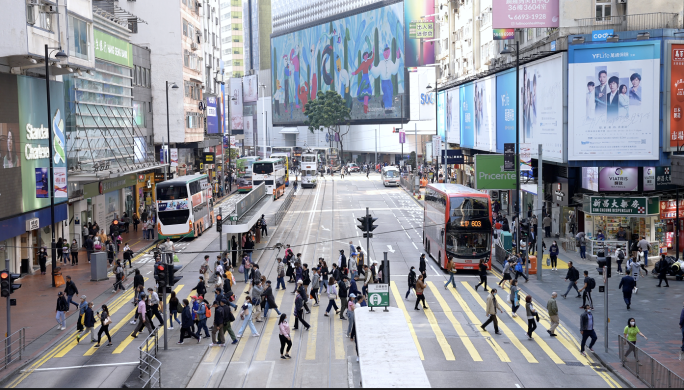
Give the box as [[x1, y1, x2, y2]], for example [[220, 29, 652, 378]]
[[596, 0, 611, 20], [68, 16, 89, 60], [183, 19, 188, 36], [184, 50, 190, 67], [26, 5, 36, 25], [39, 10, 53, 31]]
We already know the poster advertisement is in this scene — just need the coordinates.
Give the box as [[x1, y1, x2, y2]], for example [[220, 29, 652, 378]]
[[244, 115, 254, 147], [460, 84, 474, 148], [643, 166, 656, 191], [472, 76, 495, 152], [418, 67, 436, 121], [519, 54, 565, 162], [492, 0, 559, 29], [230, 78, 243, 130], [520, 143, 532, 171], [432, 135, 441, 162], [582, 167, 599, 191], [404, 0, 435, 67], [496, 70, 516, 153], [271, 3, 405, 125], [669, 44, 684, 148], [474, 154, 516, 190], [206, 96, 218, 134], [437, 91, 446, 141], [54, 167, 67, 198], [170, 148, 178, 167], [598, 167, 639, 192], [568, 41, 660, 160], [446, 87, 460, 144], [35, 168, 49, 198], [243, 75, 258, 103]]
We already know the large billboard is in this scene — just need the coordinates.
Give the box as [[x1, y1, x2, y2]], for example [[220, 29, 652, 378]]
[[270, 3, 405, 125], [437, 91, 446, 141], [568, 42, 660, 161], [474, 154, 515, 190], [230, 78, 243, 130], [667, 43, 684, 150], [496, 70, 516, 153], [472, 76, 496, 152], [404, 0, 435, 67], [243, 75, 258, 103], [0, 75, 23, 220], [446, 87, 460, 144], [460, 85, 474, 148], [520, 53, 565, 163], [206, 96, 218, 134], [492, 0, 560, 29]]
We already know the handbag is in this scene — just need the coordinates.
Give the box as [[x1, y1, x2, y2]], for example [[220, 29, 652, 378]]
[[328, 293, 338, 300], [103, 316, 112, 326], [238, 264, 245, 273], [632, 287, 638, 294]]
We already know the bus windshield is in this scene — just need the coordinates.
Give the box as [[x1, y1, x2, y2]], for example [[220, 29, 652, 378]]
[[252, 162, 274, 174], [157, 209, 190, 225], [156, 184, 188, 200], [447, 197, 490, 228], [303, 156, 315, 163], [384, 170, 397, 178], [446, 232, 491, 256]]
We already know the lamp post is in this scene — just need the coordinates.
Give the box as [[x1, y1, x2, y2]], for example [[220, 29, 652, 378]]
[[45, 44, 67, 288], [165, 81, 179, 181], [501, 40, 520, 261]]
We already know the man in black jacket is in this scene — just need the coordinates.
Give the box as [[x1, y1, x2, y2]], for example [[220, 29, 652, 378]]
[[63, 276, 80, 310], [338, 276, 349, 320], [262, 281, 281, 318], [561, 262, 581, 299], [77, 302, 97, 343], [618, 274, 636, 309], [419, 254, 427, 280], [192, 276, 207, 298], [579, 305, 597, 356], [85, 235, 94, 263], [211, 301, 226, 346], [296, 280, 311, 314], [133, 269, 144, 301]]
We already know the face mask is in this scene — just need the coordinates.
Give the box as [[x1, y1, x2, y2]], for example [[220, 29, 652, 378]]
[[492, 292, 496, 296], [630, 321, 635, 326], [586, 309, 591, 313]]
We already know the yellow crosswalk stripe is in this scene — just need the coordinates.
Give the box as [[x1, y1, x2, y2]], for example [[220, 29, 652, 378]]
[[7, 333, 79, 388], [333, 308, 346, 360], [460, 282, 538, 363], [446, 285, 510, 362], [143, 285, 185, 352], [305, 304, 320, 360], [389, 282, 424, 360], [427, 282, 482, 362], [256, 289, 286, 361]]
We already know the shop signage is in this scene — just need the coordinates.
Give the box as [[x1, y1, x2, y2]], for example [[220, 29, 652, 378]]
[[83, 174, 137, 199], [655, 166, 676, 190], [94, 29, 133, 68], [408, 21, 434, 39], [598, 167, 638, 192], [154, 173, 166, 183], [554, 182, 568, 207], [474, 154, 515, 190], [592, 29, 614, 42], [670, 44, 684, 149], [503, 143, 515, 172], [589, 196, 659, 215], [203, 153, 216, 164], [25, 218, 39, 231], [643, 167, 656, 191], [492, 0, 559, 29], [493, 28, 515, 40], [660, 199, 684, 219]]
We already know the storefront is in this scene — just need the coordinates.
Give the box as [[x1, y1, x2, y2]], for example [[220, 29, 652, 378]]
[[80, 174, 138, 229], [657, 198, 684, 254], [136, 173, 156, 217], [583, 195, 660, 258], [550, 182, 577, 238]]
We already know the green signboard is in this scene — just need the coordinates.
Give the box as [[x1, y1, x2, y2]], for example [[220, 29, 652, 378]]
[[408, 21, 434, 39], [588, 196, 660, 216], [94, 29, 133, 68], [83, 174, 137, 199], [368, 284, 390, 307], [474, 154, 516, 190]]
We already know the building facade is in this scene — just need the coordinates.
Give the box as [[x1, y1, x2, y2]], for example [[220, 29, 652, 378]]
[[220, 0, 245, 78]]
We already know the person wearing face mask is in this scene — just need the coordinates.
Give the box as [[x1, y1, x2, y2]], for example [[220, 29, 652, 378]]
[[549, 241, 559, 271], [623, 317, 647, 361], [579, 305, 598, 356], [406, 266, 417, 299], [191, 276, 207, 298], [481, 289, 503, 335]]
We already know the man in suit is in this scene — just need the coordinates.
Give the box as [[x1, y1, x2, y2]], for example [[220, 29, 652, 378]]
[[618, 274, 636, 310], [606, 76, 620, 121], [595, 70, 609, 113]]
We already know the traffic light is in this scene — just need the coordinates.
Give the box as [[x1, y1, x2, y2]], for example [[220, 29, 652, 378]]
[[519, 219, 530, 240], [357, 214, 378, 238], [0, 271, 9, 298], [168, 264, 183, 287], [9, 273, 21, 294], [156, 264, 167, 288], [216, 213, 223, 233], [367, 216, 378, 233], [357, 216, 369, 232]]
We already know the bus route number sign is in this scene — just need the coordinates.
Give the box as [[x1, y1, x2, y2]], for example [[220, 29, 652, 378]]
[[368, 284, 389, 307], [460, 220, 482, 227]]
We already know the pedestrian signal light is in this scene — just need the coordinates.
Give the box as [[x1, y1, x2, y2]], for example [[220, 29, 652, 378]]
[[9, 273, 21, 294], [156, 264, 167, 288]]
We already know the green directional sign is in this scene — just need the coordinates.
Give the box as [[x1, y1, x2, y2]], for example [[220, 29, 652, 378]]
[[368, 284, 390, 307]]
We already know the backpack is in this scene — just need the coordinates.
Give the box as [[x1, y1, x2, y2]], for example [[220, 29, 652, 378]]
[[587, 277, 596, 291], [204, 303, 211, 318], [617, 250, 625, 260], [199, 263, 209, 274]]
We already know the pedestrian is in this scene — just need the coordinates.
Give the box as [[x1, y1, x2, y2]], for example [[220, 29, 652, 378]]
[[474, 259, 489, 291], [561, 261, 581, 299], [481, 289, 503, 335], [236, 296, 260, 337], [615, 246, 626, 275], [514, 258, 529, 283], [356, 246, 365, 279], [324, 278, 340, 316], [525, 295, 538, 340], [657, 255, 670, 287], [55, 292, 68, 330], [637, 248, 649, 276], [293, 291, 311, 331], [627, 256, 640, 288], [444, 257, 457, 289], [544, 292, 560, 337], [77, 295, 88, 333], [578, 270, 594, 309], [147, 288, 165, 328], [618, 274, 636, 310], [70, 239, 79, 266], [414, 274, 428, 311], [62, 239, 71, 265], [310, 269, 320, 306], [339, 276, 349, 320], [251, 280, 265, 322], [191, 275, 208, 298], [549, 241, 559, 271], [320, 260, 329, 293], [210, 300, 226, 347], [169, 291, 182, 329], [579, 305, 598, 356], [131, 293, 154, 338], [509, 279, 520, 318], [133, 268, 144, 302], [113, 261, 125, 293], [276, 258, 286, 290], [231, 236, 238, 268], [106, 239, 116, 266], [419, 254, 427, 280], [637, 236, 651, 267], [241, 253, 252, 283], [123, 243, 133, 269], [406, 266, 417, 300], [362, 265, 373, 297], [346, 293, 356, 337], [178, 299, 202, 344], [38, 247, 48, 275], [94, 304, 112, 347], [262, 281, 281, 318], [220, 299, 238, 345], [63, 276, 80, 310], [623, 318, 647, 360], [543, 214, 552, 238], [499, 257, 512, 289], [260, 215, 268, 237], [278, 314, 292, 359], [578, 233, 587, 260]]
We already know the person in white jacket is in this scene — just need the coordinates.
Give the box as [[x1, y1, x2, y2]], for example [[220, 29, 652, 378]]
[[370, 45, 402, 114]]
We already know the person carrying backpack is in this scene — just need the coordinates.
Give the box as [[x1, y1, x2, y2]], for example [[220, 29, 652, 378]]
[[514, 258, 528, 283], [578, 270, 595, 309], [615, 247, 626, 275]]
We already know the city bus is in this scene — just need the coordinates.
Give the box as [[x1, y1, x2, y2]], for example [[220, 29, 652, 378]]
[[327, 147, 340, 172], [381, 166, 400, 187], [301, 152, 318, 188], [270, 152, 290, 186], [236, 156, 260, 192], [156, 174, 215, 239], [252, 157, 287, 199], [423, 184, 492, 270]]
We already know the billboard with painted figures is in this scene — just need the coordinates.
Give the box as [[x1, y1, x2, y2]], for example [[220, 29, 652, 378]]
[[271, 3, 406, 125]]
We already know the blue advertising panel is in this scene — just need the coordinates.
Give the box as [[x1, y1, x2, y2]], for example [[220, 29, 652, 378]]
[[460, 83, 474, 148], [446, 86, 460, 144], [437, 91, 446, 141], [206, 96, 218, 134], [496, 70, 516, 153], [270, 3, 405, 125]]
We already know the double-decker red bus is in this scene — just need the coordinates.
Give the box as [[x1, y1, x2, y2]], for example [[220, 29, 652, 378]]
[[423, 184, 493, 270]]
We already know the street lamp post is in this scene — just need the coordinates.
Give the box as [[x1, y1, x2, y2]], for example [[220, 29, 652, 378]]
[[501, 40, 521, 262], [165, 81, 179, 181], [45, 44, 67, 287]]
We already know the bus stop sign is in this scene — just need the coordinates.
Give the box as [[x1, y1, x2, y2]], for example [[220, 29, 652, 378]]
[[368, 284, 389, 307]]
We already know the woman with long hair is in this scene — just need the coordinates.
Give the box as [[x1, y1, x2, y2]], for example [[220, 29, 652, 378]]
[[3, 130, 18, 168], [525, 295, 538, 339], [95, 304, 112, 347], [278, 313, 292, 359]]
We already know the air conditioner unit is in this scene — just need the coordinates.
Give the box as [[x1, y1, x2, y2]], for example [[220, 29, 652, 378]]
[[27, 0, 40, 5], [191, 42, 199, 51], [42, 4, 58, 13]]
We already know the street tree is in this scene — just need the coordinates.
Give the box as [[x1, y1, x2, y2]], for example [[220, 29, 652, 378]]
[[304, 90, 351, 163]]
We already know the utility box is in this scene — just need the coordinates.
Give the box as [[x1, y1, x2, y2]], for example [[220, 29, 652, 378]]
[[501, 232, 513, 251], [90, 252, 109, 281]]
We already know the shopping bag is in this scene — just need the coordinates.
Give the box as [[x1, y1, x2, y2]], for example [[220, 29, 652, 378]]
[[173, 254, 180, 263]]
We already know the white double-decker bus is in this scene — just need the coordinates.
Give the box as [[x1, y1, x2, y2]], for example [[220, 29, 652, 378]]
[[156, 174, 214, 239], [252, 157, 287, 199], [300, 152, 318, 188]]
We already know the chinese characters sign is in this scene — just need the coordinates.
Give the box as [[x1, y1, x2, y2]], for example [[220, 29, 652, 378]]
[[93, 29, 132, 68], [660, 199, 684, 219], [589, 196, 659, 216], [493, 28, 515, 40], [409, 21, 434, 39], [670, 44, 684, 148], [492, 0, 559, 29]]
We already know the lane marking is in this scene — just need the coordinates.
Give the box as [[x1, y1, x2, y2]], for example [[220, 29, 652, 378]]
[[305, 304, 320, 360], [21, 362, 138, 372], [333, 308, 346, 360]]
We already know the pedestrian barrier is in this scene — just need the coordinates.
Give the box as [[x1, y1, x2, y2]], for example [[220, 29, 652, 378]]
[[0, 328, 25, 370], [274, 186, 295, 226], [618, 334, 684, 388], [138, 327, 162, 388]]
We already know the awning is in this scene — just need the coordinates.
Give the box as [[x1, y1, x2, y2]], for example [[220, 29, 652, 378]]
[[280, 127, 299, 134]]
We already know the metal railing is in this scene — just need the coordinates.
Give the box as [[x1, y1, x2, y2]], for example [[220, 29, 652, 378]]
[[618, 334, 684, 388], [1, 328, 26, 370], [236, 182, 266, 220], [400, 172, 419, 195], [274, 185, 296, 226], [572, 13, 679, 35], [138, 327, 161, 388]]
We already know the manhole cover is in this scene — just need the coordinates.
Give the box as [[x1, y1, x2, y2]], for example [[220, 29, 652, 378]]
[[564, 361, 584, 366]]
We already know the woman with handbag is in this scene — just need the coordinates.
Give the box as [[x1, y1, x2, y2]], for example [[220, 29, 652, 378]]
[[95, 305, 113, 347], [236, 296, 260, 338], [324, 278, 340, 317], [525, 295, 538, 339], [240, 254, 251, 283], [168, 291, 182, 329], [278, 314, 292, 359]]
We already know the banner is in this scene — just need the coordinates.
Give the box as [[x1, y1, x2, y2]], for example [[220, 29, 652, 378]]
[[170, 148, 178, 167], [520, 143, 532, 171], [568, 41, 660, 161], [670, 44, 684, 149], [54, 167, 67, 198], [432, 135, 441, 161], [496, 70, 516, 153], [589, 196, 659, 216], [437, 91, 446, 141], [472, 76, 496, 152], [244, 115, 254, 147], [460, 84, 474, 148], [492, 0, 559, 29], [93, 29, 133, 68], [446, 87, 460, 144], [598, 167, 638, 192], [230, 78, 243, 130], [206, 96, 218, 134], [243, 75, 258, 103], [399, 131, 405, 144], [474, 154, 515, 190], [582, 167, 599, 191]]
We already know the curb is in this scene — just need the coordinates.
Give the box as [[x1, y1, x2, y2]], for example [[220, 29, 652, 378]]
[[591, 350, 637, 388], [400, 185, 423, 208]]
